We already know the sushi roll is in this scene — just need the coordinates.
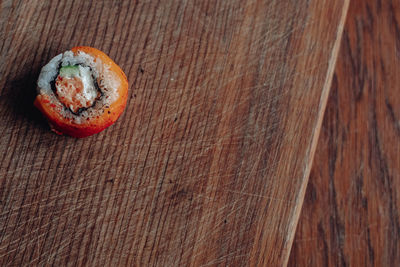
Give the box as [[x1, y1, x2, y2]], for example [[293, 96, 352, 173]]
[[34, 46, 128, 138]]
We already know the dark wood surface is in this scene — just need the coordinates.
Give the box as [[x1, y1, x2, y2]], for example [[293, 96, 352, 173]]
[[289, 0, 400, 266], [0, 0, 348, 266]]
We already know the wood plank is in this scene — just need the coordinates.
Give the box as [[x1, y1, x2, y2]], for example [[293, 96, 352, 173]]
[[289, 0, 400, 265], [0, 0, 348, 265]]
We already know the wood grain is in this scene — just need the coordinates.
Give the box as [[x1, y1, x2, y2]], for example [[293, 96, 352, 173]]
[[289, 0, 400, 266], [0, 0, 347, 266]]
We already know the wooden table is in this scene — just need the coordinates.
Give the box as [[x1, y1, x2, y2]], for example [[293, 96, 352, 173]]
[[290, 0, 400, 266], [1, 0, 349, 266]]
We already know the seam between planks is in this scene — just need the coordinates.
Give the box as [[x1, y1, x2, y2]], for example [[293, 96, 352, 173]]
[[283, 0, 351, 266]]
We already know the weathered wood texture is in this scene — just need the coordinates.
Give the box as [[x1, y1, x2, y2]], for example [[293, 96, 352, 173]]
[[0, 0, 347, 266], [289, 0, 400, 266]]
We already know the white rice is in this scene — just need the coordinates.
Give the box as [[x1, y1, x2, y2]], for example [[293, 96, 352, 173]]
[[37, 50, 121, 124]]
